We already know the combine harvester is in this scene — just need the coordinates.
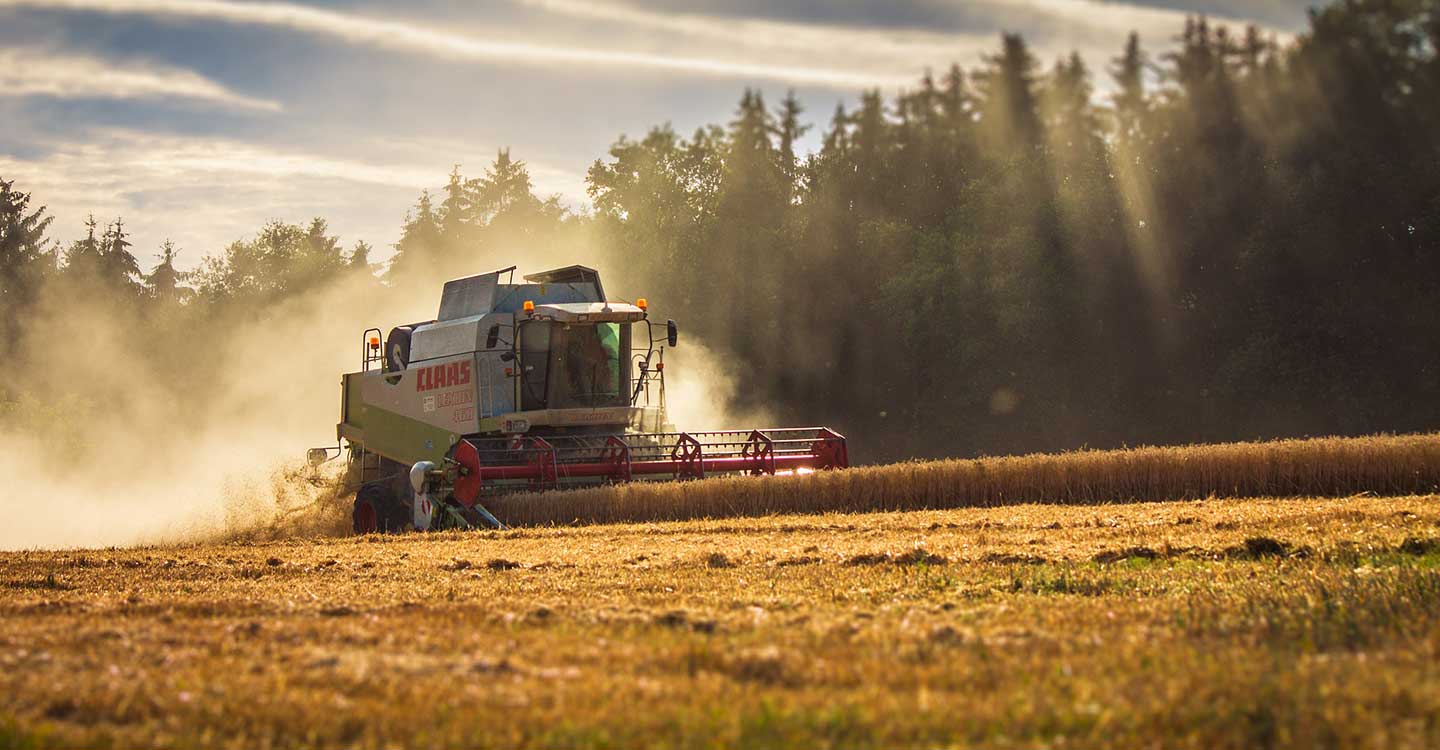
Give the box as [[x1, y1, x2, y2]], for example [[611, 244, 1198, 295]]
[[311, 265, 849, 533]]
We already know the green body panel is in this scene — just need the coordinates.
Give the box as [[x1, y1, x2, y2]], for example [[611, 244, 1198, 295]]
[[339, 373, 459, 467]]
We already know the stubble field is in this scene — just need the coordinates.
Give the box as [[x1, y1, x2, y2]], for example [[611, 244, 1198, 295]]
[[4, 493, 1440, 749]]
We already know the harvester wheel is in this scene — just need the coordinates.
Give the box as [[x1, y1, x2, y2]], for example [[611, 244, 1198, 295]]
[[353, 482, 408, 534], [385, 326, 413, 373]]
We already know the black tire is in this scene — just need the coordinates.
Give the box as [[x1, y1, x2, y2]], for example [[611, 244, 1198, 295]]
[[352, 481, 409, 534], [385, 326, 413, 373]]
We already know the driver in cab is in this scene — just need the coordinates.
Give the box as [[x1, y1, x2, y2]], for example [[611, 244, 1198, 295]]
[[562, 325, 618, 402]]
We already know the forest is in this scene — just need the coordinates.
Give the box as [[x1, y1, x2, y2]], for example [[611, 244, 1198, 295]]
[[2, 0, 1438, 463]]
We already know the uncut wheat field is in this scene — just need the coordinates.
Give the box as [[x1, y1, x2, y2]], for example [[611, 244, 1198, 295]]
[[3, 435, 1440, 749]]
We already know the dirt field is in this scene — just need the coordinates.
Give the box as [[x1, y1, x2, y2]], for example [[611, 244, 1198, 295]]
[[3, 495, 1440, 749]]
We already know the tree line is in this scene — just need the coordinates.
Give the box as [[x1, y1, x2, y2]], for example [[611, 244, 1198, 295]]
[[3, 0, 1438, 461]]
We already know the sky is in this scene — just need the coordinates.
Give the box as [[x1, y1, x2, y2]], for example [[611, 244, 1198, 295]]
[[0, 0, 1320, 271]]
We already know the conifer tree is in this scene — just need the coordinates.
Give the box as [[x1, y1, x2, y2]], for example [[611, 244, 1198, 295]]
[[0, 178, 52, 299], [388, 191, 442, 281], [472, 149, 535, 223], [439, 165, 471, 253], [144, 239, 184, 303], [974, 33, 1043, 153], [298, 217, 344, 285], [0, 177, 54, 358], [63, 214, 103, 279], [101, 217, 142, 293], [773, 90, 809, 196], [348, 240, 374, 273], [1110, 32, 1149, 140]]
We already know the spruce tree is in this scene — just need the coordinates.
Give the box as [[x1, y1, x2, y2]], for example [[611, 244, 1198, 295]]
[[439, 165, 471, 256], [0, 178, 53, 301], [299, 217, 344, 285], [102, 217, 142, 293], [144, 239, 183, 303], [1110, 32, 1149, 140], [0, 177, 54, 360], [472, 149, 535, 223], [974, 33, 1043, 153], [348, 240, 374, 274], [64, 214, 103, 279], [388, 191, 443, 282], [773, 90, 809, 197]]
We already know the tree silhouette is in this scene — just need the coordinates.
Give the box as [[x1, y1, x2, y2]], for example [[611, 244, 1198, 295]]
[[144, 239, 187, 304], [101, 217, 142, 294], [0, 177, 54, 362]]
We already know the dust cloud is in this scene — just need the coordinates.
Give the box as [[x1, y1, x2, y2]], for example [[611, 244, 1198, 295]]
[[660, 340, 774, 432], [0, 271, 433, 550]]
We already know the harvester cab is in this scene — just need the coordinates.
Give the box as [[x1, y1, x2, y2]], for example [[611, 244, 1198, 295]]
[[317, 264, 849, 534]]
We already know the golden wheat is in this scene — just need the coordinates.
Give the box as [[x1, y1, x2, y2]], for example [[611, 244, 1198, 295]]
[[4, 496, 1439, 748], [486, 432, 1440, 526]]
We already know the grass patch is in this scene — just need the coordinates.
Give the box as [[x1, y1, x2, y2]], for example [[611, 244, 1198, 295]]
[[0, 717, 44, 750]]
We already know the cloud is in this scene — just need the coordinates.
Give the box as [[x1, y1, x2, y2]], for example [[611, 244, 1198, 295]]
[[983, 0, 1297, 39], [569, 0, 1305, 34], [526, 0, 1189, 45], [0, 0, 907, 88], [519, 0, 1295, 78], [518, 0, 994, 80], [1118, 0, 1316, 29], [0, 46, 280, 110], [0, 0, 1300, 98], [0, 128, 586, 268]]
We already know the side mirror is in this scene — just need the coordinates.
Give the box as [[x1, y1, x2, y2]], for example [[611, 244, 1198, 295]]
[[666, 320, 679, 348], [485, 325, 500, 349], [500, 351, 516, 362], [306, 448, 331, 468]]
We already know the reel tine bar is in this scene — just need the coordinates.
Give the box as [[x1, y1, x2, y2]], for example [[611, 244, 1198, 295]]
[[672, 433, 705, 480], [453, 427, 848, 496]]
